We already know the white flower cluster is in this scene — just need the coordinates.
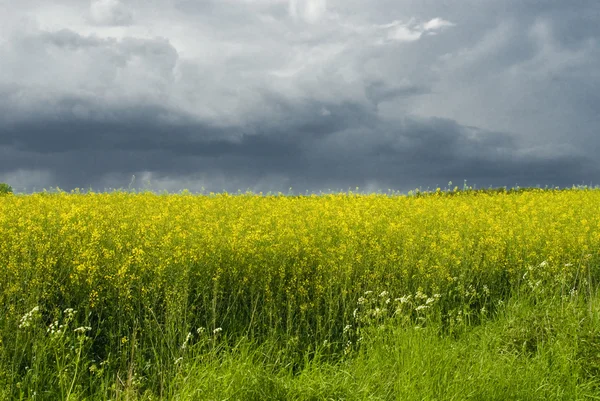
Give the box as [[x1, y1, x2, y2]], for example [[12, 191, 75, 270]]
[[19, 306, 41, 329], [47, 308, 79, 336], [394, 291, 441, 316], [74, 326, 92, 334], [47, 320, 65, 335]]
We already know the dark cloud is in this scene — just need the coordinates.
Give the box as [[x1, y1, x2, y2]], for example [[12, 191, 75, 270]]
[[365, 80, 431, 106], [0, 0, 599, 193], [1, 94, 596, 193]]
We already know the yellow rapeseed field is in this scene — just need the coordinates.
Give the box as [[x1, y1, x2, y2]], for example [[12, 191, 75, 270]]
[[1, 189, 599, 345]]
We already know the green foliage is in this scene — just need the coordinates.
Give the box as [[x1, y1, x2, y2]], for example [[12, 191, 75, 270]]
[[1, 189, 600, 398], [0, 182, 12, 195]]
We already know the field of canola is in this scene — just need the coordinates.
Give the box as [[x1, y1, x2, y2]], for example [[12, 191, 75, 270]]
[[1, 188, 600, 399]]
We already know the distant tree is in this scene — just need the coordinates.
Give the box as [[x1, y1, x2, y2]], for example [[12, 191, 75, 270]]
[[0, 183, 13, 195]]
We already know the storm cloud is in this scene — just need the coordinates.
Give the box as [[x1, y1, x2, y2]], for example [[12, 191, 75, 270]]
[[0, 0, 598, 193]]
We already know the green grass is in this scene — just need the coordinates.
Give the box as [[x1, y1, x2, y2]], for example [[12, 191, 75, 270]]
[[165, 292, 600, 401], [4, 289, 599, 400], [2, 188, 600, 400]]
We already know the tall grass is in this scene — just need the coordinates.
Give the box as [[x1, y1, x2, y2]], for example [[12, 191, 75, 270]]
[[0, 188, 599, 399]]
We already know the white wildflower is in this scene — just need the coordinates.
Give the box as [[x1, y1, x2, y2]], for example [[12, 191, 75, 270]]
[[73, 326, 92, 334], [181, 332, 193, 350], [19, 306, 41, 329], [397, 295, 412, 304], [47, 320, 62, 335]]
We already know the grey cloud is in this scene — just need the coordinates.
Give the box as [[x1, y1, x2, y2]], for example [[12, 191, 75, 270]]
[[0, 29, 179, 126], [34, 29, 178, 70], [40, 29, 106, 49], [0, 0, 599, 193], [0, 93, 595, 193], [499, 0, 600, 47], [365, 80, 431, 106], [90, 0, 134, 26]]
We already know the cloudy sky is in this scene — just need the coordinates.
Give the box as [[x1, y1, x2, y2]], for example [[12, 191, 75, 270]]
[[1, 0, 599, 193]]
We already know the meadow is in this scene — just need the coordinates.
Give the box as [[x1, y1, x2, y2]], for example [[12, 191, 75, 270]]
[[0, 187, 599, 400]]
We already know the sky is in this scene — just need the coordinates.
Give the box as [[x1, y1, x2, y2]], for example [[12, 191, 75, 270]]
[[0, 0, 599, 194]]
